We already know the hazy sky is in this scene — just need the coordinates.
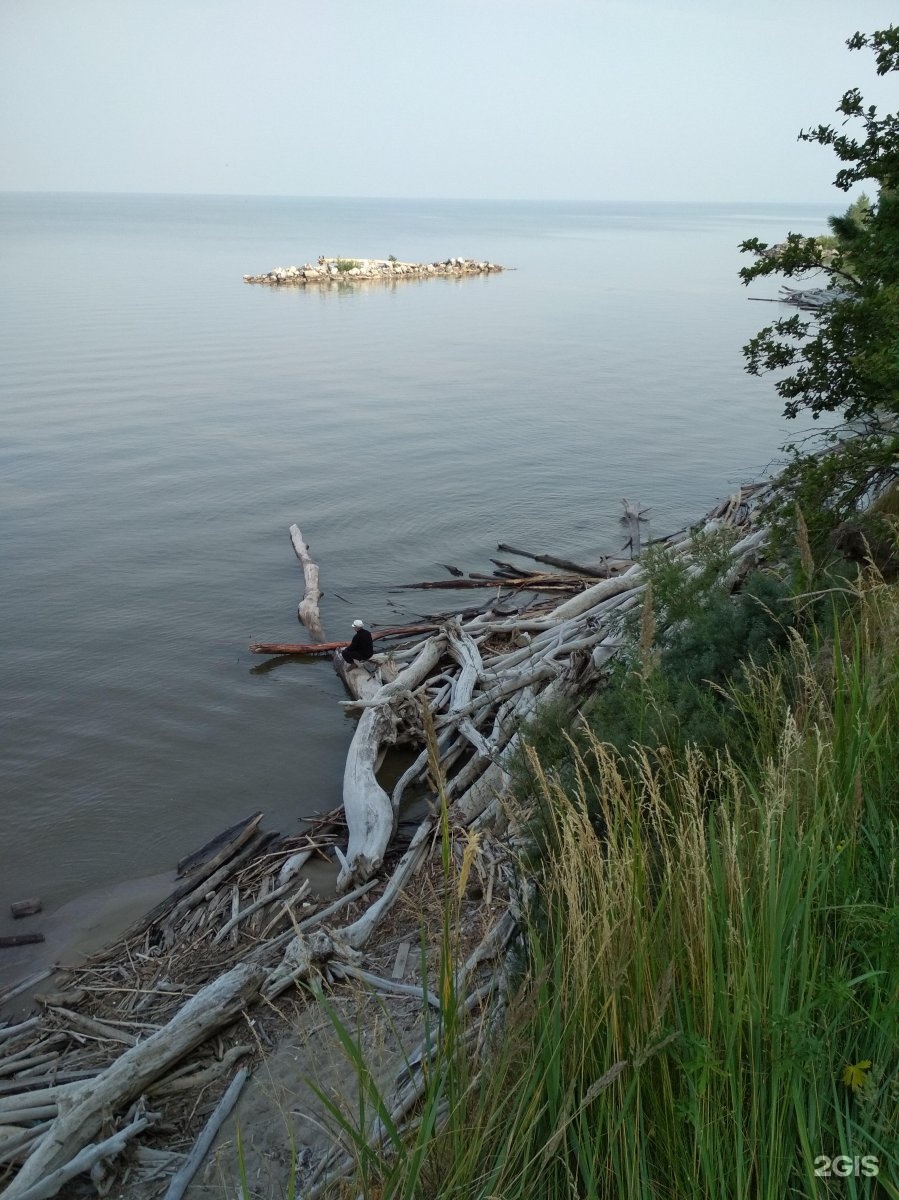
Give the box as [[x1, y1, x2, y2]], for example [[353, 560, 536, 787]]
[[1, 0, 896, 201]]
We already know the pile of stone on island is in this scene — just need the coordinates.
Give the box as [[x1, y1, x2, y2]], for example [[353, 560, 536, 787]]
[[243, 256, 504, 285]]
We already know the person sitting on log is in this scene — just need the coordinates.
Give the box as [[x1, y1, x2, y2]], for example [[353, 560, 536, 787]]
[[342, 619, 374, 666]]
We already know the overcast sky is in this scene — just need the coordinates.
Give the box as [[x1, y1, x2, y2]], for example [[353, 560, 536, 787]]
[[1, 0, 896, 201]]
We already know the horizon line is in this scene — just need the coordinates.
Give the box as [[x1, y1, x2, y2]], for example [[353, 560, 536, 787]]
[[0, 188, 841, 207]]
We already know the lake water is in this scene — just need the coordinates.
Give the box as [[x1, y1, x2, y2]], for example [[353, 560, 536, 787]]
[[0, 194, 831, 983]]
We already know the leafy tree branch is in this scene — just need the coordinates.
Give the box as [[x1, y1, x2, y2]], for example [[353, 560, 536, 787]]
[[739, 26, 899, 537]]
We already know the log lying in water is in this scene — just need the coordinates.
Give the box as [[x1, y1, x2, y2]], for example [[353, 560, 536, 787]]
[[289, 524, 324, 639], [620, 498, 649, 557], [495, 544, 622, 577], [249, 624, 437, 656], [0, 934, 44, 949], [175, 811, 263, 878], [394, 574, 594, 591]]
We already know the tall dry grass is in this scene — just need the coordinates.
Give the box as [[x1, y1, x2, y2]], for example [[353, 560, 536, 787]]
[[308, 577, 899, 1199]]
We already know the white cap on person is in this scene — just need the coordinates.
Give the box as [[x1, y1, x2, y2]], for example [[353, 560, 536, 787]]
[[352, 619, 364, 628]]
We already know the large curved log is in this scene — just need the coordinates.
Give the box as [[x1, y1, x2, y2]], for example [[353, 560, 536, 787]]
[[336, 634, 447, 891], [337, 704, 399, 892], [288, 524, 324, 640]]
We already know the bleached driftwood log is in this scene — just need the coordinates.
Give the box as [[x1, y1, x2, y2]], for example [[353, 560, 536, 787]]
[[336, 635, 446, 892], [339, 818, 435, 951], [289, 524, 324, 640], [161, 1067, 249, 1200], [276, 848, 313, 887], [337, 703, 399, 892]]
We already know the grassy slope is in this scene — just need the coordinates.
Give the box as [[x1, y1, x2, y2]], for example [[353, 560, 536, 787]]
[[319, 557, 899, 1199]]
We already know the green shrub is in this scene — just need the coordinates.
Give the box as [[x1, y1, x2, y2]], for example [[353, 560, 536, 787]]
[[515, 563, 796, 801]]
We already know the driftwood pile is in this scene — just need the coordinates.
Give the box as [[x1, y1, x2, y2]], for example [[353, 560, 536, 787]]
[[312, 485, 770, 892], [748, 284, 851, 311], [0, 482, 774, 1198], [779, 283, 855, 310], [0, 811, 354, 1197], [0, 807, 520, 1199]]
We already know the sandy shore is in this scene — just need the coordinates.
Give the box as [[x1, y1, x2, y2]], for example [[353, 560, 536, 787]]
[[1, 871, 175, 1003]]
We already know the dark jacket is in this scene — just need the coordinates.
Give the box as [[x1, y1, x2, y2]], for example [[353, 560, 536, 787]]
[[342, 628, 374, 663]]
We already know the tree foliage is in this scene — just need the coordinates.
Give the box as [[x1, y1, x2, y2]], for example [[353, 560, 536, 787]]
[[739, 27, 899, 536]]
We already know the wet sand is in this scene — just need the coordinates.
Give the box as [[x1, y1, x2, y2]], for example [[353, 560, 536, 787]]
[[0, 870, 176, 1009]]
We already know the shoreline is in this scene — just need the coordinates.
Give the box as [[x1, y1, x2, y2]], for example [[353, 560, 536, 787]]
[[0, 479, 774, 1198], [0, 871, 175, 1002]]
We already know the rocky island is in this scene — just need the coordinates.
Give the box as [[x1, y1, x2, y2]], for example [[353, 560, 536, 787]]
[[243, 256, 505, 286]]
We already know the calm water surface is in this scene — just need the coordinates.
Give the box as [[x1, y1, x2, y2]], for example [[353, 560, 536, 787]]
[[1, 194, 831, 982]]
